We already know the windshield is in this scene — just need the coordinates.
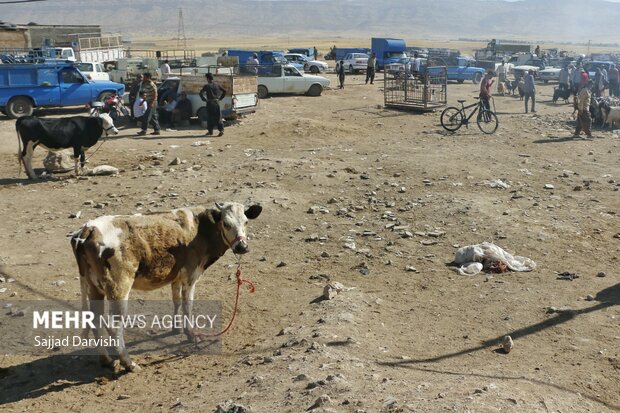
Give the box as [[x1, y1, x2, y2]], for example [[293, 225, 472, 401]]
[[76, 63, 94, 72], [386, 52, 407, 59], [274, 56, 287, 64], [284, 66, 302, 76]]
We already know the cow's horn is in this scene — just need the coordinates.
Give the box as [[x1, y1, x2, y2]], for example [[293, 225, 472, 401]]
[[214, 202, 224, 210]]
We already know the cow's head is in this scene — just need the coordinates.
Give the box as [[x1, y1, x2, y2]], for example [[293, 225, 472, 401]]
[[213, 202, 262, 254], [99, 113, 119, 136]]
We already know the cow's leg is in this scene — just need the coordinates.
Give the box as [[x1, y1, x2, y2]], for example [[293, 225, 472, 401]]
[[79, 149, 86, 174], [108, 297, 140, 372], [73, 146, 81, 176], [22, 140, 37, 180], [171, 280, 182, 334], [181, 280, 198, 340], [90, 291, 114, 368]]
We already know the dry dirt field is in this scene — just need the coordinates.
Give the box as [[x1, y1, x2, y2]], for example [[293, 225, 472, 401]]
[[0, 70, 618, 413]]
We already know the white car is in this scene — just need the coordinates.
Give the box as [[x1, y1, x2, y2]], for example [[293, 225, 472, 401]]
[[284, 53, 329, 74], [342, 53, 369, 74], [258, 65, 330, 98], [539, 67, 561, 83], [75, 62, 110, 81]]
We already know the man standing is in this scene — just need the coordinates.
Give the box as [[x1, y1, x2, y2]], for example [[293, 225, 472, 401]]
[[136, 72, 160, 136], [128, 73, 143, 121], [574, 80, 593, 139], [336, 59, 346, 89], [479, 70, 495, 111], [411, 52, 421, 74], [366, 52, 376, 85], [571, 64, 583, 96], [160, 59, 171, 80], [199, 73, 226, 137], [609, 64, 619, 97], [313, 46, 319, 60], [246, 53, 260, 75], [497, 61, 507, 83], [523, 70, 536, 113], [558, 65, 570, 93]]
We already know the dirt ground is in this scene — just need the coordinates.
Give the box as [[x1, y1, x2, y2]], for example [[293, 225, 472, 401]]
[[0, 70, 618, 413]]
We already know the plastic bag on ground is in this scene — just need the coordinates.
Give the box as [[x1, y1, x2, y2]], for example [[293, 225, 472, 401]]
[[454, 242, 536, 273]]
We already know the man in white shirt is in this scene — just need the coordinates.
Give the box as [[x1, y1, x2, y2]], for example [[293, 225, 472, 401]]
[[160, 60, 171, 80], [246, 53, 260, 75]]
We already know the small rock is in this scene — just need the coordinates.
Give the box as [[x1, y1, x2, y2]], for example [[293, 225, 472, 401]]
[[87, 165, 119, 176], [596, 271, 606, 277], [308, 394, 331, 410], [544, 184, 554, 190], [405, 266, 417, 272], [308, 206, 320, 214], [320, 251, 330, 258], [117, 394, 131, 400], [68, 211, 82, 219], [52, 280, 66, 287], [323, 282, 345, 300], [276, 261, 287, 268], [83, 200, 95, 206], [502, 335, 514, 354], [586, 294, 595, 301], [215, 400, 248, 413], [169, 157, 181, 166]]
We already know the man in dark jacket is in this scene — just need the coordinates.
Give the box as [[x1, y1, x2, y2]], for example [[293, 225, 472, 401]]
[[199, 73, 226, 136]]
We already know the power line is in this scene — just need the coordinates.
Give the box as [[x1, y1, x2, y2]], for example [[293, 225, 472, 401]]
[[176, 8, 187, 49], [0, 0, 46, 4]]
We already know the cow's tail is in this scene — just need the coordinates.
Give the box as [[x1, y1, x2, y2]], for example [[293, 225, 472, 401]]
[[15, 121, 22, 178]]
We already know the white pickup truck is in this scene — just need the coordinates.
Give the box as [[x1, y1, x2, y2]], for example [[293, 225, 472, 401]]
[[159, 74, 258, 121], [75, 62, 110, 81], [257, 64, 330, 98]]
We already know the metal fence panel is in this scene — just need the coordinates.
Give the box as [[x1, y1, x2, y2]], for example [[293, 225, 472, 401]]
[[384, 66, 447, 111]]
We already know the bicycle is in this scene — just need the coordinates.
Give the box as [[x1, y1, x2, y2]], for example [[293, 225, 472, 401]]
[[440, 97, 499, 134]]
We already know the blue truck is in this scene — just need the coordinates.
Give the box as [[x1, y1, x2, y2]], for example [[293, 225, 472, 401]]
[[226, 49, 304, 72], [0, 62, 125, 118], [446, 57, 486, 84], [371, 38, 407, 71]]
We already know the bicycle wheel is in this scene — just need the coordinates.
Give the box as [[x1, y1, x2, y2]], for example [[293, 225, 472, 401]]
[[477, 109, 498, 134], [440, 106, 464, 132]]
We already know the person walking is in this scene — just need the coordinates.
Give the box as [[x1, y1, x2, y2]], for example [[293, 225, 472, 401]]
[[246, 53, 260, 75], [571, 64, 583, 96], [574, 80, 593, 139], [523, 70, 536, 113], [366, 52, 376, 85], [128, 73, 143, 121], [199, 73, 226, 136], [136, 72, 160, 136], [336, 59, 346, 89]]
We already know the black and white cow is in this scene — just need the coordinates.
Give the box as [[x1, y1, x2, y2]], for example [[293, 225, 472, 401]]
[[16, 113, 118, 180]]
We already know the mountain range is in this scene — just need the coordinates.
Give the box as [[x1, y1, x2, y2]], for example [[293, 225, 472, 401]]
[[1, 0, 618, 43]]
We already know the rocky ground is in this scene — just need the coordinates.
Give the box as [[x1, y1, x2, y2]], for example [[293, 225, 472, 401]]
[[0, 72, 618, 413]]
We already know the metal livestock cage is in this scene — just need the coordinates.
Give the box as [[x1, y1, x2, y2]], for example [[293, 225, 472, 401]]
[[383, 65, 447, 111]]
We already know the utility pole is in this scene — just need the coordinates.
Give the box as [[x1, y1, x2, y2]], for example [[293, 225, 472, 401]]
[[176, 8, 187, 50], [587, 39, 591, 56]]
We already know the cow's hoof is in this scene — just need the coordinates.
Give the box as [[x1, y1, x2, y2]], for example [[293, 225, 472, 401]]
[[123, 360, 141, 373]]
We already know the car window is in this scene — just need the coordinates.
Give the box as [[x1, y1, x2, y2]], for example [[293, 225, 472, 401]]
[[284, 67, 301, 77], [76, 63, 93, 72], [60, 68, 83, 83]]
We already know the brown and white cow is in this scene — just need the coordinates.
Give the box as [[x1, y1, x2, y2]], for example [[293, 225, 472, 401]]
[[70, 202, 262, 371]]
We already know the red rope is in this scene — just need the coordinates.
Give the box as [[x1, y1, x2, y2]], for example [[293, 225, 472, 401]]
[[193, 264, 255, 341]]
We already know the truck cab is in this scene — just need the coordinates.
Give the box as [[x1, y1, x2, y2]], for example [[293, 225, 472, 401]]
[[371, 38, 407, 71], [446, 57, 486, 84]]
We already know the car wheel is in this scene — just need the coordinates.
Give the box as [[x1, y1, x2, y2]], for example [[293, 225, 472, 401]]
[[472, 72, 482, 84], [349, 65, 354, 74], [257, 85, 269, 99], [310, 65, 319, 74], [457, 79, 464, 84], [543, 79, 549, 84], [6, 96, 33, 119], [307, 84, 322, 96]]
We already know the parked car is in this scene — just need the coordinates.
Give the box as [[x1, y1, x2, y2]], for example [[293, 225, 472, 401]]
[[75, 62, 110, 81], [283, 53, 329, 73], [512, 65, 540, 80], [0, 62, 125, 118], [257, 64, 329, 98], [342, 53, 369, 74], [539, 67, 561, 83]]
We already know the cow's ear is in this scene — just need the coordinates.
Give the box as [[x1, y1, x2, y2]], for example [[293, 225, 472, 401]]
[[245, 204, 262, 220]]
